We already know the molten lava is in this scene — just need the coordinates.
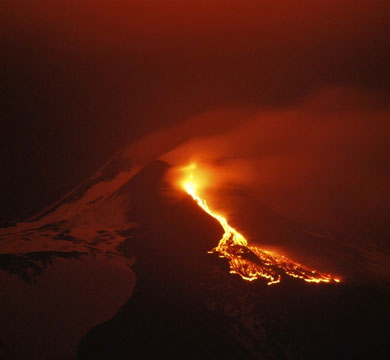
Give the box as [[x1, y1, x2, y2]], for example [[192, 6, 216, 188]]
[[179, 163, 340, 285]]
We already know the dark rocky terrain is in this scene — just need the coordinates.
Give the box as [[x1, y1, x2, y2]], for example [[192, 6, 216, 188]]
[[0, 158, 389, 359]]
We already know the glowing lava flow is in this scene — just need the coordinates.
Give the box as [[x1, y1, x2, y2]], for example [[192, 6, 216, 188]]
[[180, 164, 340, 285]]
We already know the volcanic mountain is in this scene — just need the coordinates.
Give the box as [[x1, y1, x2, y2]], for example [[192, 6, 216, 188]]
[[0, 155, 389, 360]]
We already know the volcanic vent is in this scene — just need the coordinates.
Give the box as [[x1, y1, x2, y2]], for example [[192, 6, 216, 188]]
[[174, 162, 340, 285], [0, 158, 387, 360]]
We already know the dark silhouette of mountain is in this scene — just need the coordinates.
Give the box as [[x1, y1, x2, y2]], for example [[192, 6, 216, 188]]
[[0, 158, 389, 359]]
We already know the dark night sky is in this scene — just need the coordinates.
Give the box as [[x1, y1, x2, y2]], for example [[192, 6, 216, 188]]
[[1, 0, 389, 222]]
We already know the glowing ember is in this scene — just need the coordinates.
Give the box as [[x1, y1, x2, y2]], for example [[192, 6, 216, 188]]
[[179, 163, 340, 285]]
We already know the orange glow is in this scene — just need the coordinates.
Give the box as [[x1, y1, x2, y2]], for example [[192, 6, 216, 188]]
[[179, 163, 340, 285]]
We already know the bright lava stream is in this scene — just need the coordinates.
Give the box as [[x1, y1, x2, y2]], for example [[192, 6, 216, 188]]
[[180, 164, 340, 285]]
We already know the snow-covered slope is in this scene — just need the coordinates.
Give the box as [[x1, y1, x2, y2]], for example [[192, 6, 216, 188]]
[[0, 156, 389, 360]]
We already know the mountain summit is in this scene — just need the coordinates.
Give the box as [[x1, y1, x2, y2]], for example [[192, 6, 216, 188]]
[[0, 157, 388, 360]]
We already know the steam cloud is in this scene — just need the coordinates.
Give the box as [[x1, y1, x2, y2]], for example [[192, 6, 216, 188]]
[[127, 87, 390, 248]]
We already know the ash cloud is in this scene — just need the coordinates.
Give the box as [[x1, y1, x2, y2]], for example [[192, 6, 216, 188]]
[[1, 0, 390, 233], [149, 87, 390, 248]]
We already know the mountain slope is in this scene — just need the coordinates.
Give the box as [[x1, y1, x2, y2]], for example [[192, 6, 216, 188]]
[[0, 158, 389, 359]]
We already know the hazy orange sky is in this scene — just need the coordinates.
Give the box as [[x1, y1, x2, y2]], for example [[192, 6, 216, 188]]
[[1, 0, 389, 225]]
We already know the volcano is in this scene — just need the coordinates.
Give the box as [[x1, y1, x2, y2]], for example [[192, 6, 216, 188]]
[[0, 155, 389, 360]]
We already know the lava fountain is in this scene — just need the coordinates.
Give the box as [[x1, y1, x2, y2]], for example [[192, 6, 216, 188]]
[[178, 163, 340, 285]]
